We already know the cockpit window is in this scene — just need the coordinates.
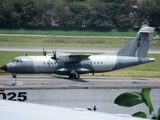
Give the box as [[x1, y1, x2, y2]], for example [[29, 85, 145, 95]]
[[11, 59, 23, 63], [11, 59, 16, 62]]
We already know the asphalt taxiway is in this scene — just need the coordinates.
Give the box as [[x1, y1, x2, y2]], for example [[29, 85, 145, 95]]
[[0, 76, 160, 89]]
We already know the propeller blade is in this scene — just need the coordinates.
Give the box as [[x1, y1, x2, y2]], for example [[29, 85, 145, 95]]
[[51, 48, 57, 60], [54, 49, 56, 59], [43, 47, 46, 56]]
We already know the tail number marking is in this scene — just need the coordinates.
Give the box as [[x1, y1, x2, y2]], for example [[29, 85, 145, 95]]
[[0, 92, 27, 101]]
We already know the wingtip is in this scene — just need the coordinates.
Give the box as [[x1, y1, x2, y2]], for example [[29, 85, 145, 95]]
[[149, 58, 155, 62]]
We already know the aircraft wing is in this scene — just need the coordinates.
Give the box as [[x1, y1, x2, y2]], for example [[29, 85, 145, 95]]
[[0, 100, 150, 120], [50, 53, 91, 62], [47, 52, 91, 59], [62, 54, 91, 62]]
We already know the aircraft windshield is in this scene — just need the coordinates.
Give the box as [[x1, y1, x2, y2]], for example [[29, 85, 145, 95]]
[[11, 59, 23, 63], [11, 59, 16, 62]]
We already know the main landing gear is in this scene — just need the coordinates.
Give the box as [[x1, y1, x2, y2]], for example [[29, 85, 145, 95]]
[[69, 73, 80, 79], [68, 70, 80, 79]]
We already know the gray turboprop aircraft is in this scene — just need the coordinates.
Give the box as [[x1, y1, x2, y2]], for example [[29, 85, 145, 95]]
[[0, 27, 155, 80]]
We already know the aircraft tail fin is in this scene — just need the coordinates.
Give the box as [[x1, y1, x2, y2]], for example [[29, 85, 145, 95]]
[[116, 27, 155, 58]]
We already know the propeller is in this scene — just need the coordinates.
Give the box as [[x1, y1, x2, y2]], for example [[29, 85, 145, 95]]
[[43, 47, 46, 56], [52, 49, 57, 60]]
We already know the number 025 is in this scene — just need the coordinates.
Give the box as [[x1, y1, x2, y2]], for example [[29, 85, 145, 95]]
[[0, 92, 27, 101]]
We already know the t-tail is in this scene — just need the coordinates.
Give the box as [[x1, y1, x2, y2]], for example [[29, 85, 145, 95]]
[[117, 27, 155, 58], [106, 27, 155, 70]]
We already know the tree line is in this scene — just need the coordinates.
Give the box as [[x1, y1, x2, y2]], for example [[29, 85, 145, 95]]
[[0, 0, 160, 29]]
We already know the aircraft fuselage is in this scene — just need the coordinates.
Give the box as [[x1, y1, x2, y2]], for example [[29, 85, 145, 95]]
[[4, 55, 154, 78]]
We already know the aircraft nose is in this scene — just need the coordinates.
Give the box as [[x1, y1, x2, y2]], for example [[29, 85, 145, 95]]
[[0, 65, 8, 72]]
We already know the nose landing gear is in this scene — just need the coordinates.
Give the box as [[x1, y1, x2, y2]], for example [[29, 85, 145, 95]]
[[12, 73, 17, 86], [7, 73, 23, 86]]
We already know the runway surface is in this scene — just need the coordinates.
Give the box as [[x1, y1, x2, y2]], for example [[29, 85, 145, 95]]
[[0, 75, 160, 116], [0, 76, 160, 89], [0, 46, 160, 53]]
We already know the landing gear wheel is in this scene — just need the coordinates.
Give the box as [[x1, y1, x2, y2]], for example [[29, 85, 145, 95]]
[[68, 73, 80, 79], [12, 73, 17, 86], [69, 74, 73, 79], [13, 75, 16, 78]]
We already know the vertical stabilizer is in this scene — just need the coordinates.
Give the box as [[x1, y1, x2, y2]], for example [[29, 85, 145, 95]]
[[116, 27, 155, 58]]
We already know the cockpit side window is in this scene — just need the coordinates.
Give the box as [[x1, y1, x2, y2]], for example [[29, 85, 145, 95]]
[[11, 59, 23, 63]]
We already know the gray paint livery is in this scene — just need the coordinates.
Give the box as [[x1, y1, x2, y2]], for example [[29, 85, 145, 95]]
[[0, 27, 155, 79]]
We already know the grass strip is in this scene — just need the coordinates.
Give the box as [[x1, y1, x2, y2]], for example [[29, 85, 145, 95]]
[[0, 36, 159, 48]]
